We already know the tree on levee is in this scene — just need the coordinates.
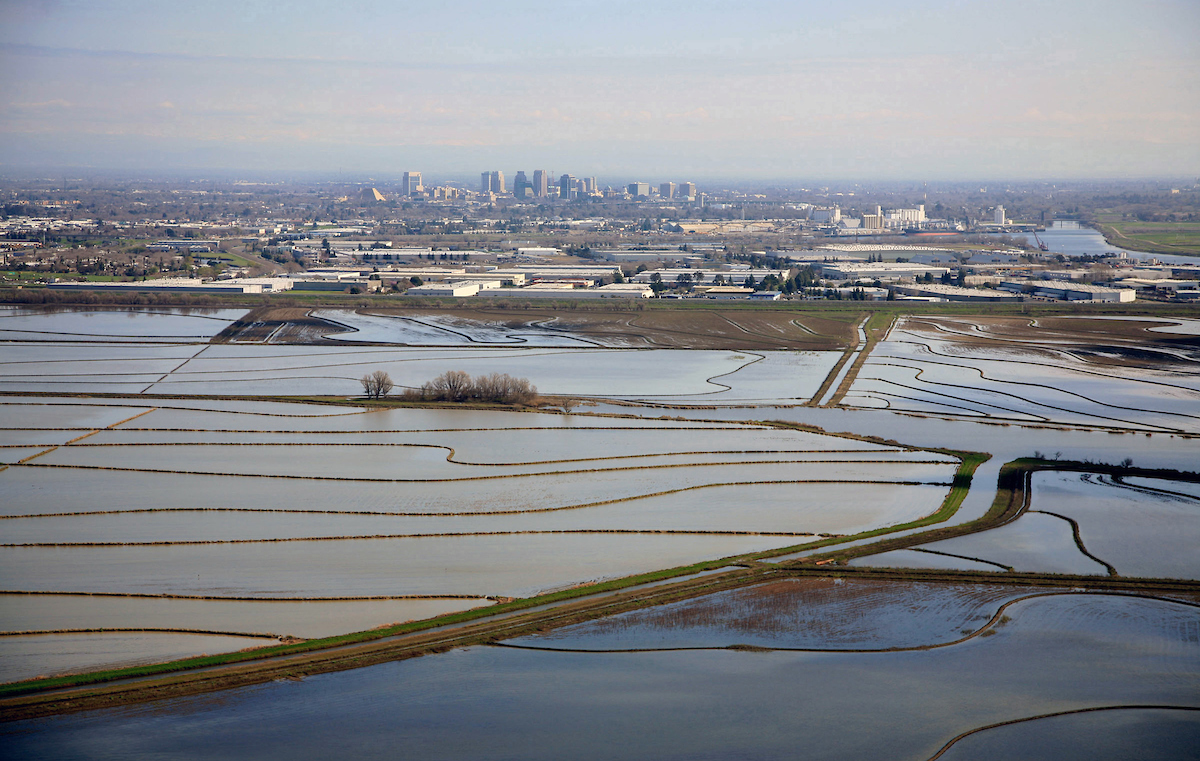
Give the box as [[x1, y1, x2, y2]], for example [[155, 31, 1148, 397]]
[[360, 370, 394, 399]]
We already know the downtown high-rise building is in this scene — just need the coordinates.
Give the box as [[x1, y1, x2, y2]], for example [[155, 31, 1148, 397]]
[[401, 172, 422, 197], [627, 182, 650, 198], [513, 171, 532, 200], [680, 182, 697, 201], [532, 170, 549, 198], [559, 174, 576, 200], [481, 171, 506, 194], [659, 182, 676, 199]]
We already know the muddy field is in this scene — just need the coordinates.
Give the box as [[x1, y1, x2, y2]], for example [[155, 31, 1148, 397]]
[[215, 306, 857, 350], [898, 315, 1200, 369]]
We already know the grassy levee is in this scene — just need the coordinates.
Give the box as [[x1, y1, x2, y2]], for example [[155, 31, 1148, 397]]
[[802, 456, 1026, 566], [826, 309, 893, 407], [812, 458, 1200, 567], [6, 455, 1200, 719], [804, 311, 867, 405], [0, 556, 759, 704], [740, 448, 991, 563], [6, 425, 1199, 720], [0, 422, 969, 710]]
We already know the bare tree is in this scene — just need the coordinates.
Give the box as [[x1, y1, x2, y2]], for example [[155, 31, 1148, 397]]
[[424, 370, 472, 401], [416, 370, 537, 404], [360, 370, 393, 399]]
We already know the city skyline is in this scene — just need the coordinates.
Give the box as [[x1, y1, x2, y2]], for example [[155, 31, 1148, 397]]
[[1, 0, 1198, 180]]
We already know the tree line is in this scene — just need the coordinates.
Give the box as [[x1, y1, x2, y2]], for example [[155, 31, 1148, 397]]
[[361, 370, 537, 405]]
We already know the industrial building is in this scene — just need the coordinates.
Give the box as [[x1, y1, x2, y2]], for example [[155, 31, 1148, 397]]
[[891, 283, 1021, 302], [816, 262, 951, 281], [999, 281, 1135, 302], [406, 281, 483, 297]]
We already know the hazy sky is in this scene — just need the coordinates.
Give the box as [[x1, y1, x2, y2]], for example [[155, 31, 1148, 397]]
[[2, 0, 1197, 181]]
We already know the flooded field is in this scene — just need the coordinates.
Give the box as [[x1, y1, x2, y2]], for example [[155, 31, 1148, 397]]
[[229, 306, 854, 351], [0, 594, 491, 640], [6, 592, 1197, 759], [1026, 472, 1200, 579], [0, 341, 840, 402], [508, 577, 1050, 650], [846, 315, 1200, 432], [3, 304, 1199, 754], [0, 307, 247, 343], [855, 512, 1111, 576], [0, 631, 281, 685], [1, 394, 959, 679], [851, 469, 1200, 580]]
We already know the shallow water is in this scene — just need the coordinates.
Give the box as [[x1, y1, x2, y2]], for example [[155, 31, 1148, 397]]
[[313, 310, 601, 347], [0, 459, 953, 519], [1031, 472, 1200, 579], [32, 441, 949, 482], [0, 533, 790, 598], [508, 577, 1043, 650], [913, 512, 1110, 576], [0, 594, 490, 640], [0, 482, 948, 543], [0, 308, 245, 342], [0, 342, 841, 402], [935, 708, 1200, 760], [5, 594, 1196, 760], [847, 317, 1200, 432], [0, 401, 155, 430], [847, 548, 1007, 573], [0, 631, 278, 684]]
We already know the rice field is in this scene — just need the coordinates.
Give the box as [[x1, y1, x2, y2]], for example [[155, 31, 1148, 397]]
[[0, 395, 955, 680], [845, 315, 1200, 432], [0, 341, 840, 402], [8, 592, 1197, 760], [0, 307, 247, 343]]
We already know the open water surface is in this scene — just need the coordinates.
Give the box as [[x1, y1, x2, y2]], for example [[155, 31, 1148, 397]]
[[5, 594, 1196, 760]]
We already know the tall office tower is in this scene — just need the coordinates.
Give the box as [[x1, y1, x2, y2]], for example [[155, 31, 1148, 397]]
[[484, 171, 505, 194], [402, 172, 422, 197], [481, 172, 491, 193], [532, 170, 549, 198], [680, 182, 697, 201], [513, 171, 532, 200], [994, 206, 1006, 225], [627, 182, 650, 198], [584, 177, 597, 194], [559, 174, 576, 200], [660, 182, 676, 199]]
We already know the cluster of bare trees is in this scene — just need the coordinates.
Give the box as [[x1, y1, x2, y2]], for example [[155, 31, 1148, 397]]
[[408, 370, 537, 405], [360, 370, 394, 399]]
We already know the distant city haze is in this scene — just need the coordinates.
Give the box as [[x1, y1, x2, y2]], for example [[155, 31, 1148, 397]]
[[1, 0, 1198, 180]]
